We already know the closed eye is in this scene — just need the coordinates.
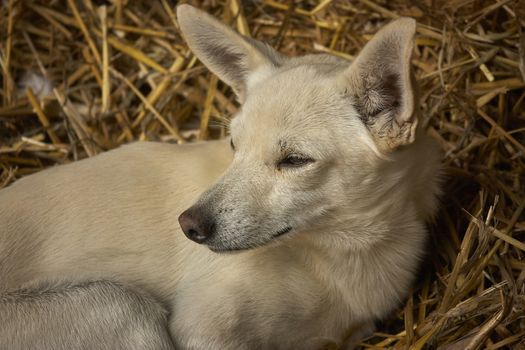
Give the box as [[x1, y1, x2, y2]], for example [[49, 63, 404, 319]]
[[230, 138, 235, 151], [277, 154, 315, 169]]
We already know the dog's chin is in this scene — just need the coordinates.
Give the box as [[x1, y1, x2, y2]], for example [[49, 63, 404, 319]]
[[208, 241, 266, 254], [208, 226, 293, 254]]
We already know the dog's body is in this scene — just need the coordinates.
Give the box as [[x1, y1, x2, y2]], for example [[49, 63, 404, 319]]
[[1, 140, 231, 294], [0, 5, 441, 349]]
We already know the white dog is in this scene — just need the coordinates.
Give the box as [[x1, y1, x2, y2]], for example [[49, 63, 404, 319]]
[[0, 5, 441, 349]]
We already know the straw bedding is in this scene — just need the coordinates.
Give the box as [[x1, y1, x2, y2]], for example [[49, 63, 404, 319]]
[[0, 0, 524, 348]]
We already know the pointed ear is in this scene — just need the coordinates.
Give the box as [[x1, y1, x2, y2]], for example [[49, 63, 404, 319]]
[[343, 18, 418, 151], [177, 5, 283, 101]]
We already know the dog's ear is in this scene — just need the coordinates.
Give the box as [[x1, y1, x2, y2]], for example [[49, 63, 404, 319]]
[[177, 5, 282, 101], [343, 18, 417, 151]]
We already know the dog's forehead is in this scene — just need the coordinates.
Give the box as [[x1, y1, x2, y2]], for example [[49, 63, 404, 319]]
[[229, 62, 364, 149], [243, 67, 338, 120]]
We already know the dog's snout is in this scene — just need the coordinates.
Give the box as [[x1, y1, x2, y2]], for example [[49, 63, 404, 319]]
[[178, 207, 216, 244]]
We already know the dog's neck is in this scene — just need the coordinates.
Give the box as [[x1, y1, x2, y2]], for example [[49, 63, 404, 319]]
[[289, 216, 425, 321]]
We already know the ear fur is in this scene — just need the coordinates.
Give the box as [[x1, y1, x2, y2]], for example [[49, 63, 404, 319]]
[[344, 18, 418, 151], [177, 4, 283, 101]]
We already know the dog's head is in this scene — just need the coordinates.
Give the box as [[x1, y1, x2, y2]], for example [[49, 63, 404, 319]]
[[177, 5, 420, 252]]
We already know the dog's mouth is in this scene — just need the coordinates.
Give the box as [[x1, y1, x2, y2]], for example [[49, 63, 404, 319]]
[[273, 226, 292, 238], [209, 226, 293, 253]]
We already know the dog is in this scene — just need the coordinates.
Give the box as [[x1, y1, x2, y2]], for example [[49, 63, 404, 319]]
[[0, 5, 441, 349]]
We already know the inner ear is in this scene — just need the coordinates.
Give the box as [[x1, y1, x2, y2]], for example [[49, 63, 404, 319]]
[[352, 72, 402, 124], [343, 18, 417, 151]]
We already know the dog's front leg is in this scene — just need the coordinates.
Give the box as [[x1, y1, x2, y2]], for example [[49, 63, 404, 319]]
[[0, 280, 174, 350]]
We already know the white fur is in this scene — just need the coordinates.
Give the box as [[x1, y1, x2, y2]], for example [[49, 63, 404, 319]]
[[17, 72, 53, 99]]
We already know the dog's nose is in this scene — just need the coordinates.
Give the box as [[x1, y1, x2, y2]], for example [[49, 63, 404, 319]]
[[178, 207, 215, 244]]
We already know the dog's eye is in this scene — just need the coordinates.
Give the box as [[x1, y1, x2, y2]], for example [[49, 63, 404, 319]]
[[277, 154, 315, 169], [230, 139, 235, 151]]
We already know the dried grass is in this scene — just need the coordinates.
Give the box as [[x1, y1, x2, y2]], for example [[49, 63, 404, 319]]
[[1, 0, 524, 348]]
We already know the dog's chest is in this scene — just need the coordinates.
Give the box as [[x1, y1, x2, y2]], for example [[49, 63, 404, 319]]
[[170, 256, 355, 349]]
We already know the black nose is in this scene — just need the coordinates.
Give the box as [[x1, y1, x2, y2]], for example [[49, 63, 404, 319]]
[[178, 207, 216, 244]]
